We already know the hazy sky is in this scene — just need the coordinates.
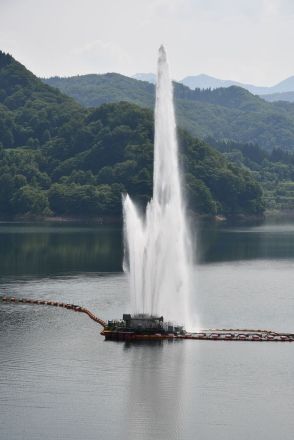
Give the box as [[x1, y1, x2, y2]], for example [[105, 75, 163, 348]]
[[1, 0, 294, 85]]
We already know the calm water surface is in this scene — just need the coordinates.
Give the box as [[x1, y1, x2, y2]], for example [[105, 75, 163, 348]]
[[1, 220, 294, 440]]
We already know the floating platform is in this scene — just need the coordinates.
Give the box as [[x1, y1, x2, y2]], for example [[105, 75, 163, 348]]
[[1, 297, 294, 343], [101, 329, 294, 342], [183, 330, 294, 342], [102, 313, 185, 340], [102, 314, 294, 342]]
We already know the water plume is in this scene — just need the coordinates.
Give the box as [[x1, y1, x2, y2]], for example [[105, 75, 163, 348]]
[[123, 45, 193, 326]]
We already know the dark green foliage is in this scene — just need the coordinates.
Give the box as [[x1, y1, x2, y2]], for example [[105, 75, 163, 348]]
[[44, 74, 294, 152], [45, 73, 154, 108], [209, 138, 294, 210], [11, 185, 50, 215], [0, 50, 82, 152], [179, 133, 264, 215], [0, 51, 264, 218]]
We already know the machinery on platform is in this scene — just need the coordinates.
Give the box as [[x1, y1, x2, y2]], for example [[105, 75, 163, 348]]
[[102, 314, 186, 340], [2, 296, 294, 343]]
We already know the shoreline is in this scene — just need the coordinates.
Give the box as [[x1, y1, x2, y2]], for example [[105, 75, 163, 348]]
[[7, 208, 294, 226], [0, 212, 270, 225]]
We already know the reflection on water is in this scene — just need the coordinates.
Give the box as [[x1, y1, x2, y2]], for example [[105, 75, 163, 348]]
[[196, 220, 294, 263], [2, 220, 294, 280], [1, 220, 294, 440], [0, 223, 122, 277], [123, 341, 187, 440]]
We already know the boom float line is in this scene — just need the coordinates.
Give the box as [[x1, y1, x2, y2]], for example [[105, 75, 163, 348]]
[[1, 296, 294, 342], [0, 296, 106, 328]]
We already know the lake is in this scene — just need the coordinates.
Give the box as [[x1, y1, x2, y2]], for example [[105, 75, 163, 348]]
[[1, 220, 294, 440]]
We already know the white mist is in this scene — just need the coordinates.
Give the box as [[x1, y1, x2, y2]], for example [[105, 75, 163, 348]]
[[123, 46, 194, 326]]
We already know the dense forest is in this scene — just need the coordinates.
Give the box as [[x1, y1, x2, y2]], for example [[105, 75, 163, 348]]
[[208, 138, 294, 211], [0, 51, 264, 218], [45, 74, 294, 151]]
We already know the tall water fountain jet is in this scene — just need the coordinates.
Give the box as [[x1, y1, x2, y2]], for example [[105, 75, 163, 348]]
[[123, 46, 193, 325]]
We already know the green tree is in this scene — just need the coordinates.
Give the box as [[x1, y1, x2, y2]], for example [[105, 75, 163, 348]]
[[11, 185, 50, 215]]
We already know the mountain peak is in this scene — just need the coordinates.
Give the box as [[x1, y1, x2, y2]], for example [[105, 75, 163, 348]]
[[132, 73, 156, 84], [0, 51, 15, 69], [273, 76, 294, 93]]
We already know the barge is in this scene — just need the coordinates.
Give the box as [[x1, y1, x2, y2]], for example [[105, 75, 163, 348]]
[[2, 297, 294, 343], [101, 314, 186, 341], [101, 313, 294, 342]]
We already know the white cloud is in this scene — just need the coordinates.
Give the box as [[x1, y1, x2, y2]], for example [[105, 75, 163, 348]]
[[73, 40, 132, 73], [1, 0, 294, 84]]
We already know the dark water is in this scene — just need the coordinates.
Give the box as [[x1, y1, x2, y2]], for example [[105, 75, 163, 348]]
[[1, 220, 294, 440]]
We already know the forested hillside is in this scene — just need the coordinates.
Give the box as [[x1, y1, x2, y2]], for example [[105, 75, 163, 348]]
[[44, 74, 294, 151], [208, 138, 294, 211], [0, 51, 264, 218]]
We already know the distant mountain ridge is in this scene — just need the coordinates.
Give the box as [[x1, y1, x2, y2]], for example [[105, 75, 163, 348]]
[[262, 91, 294, 103], [181, 74, 269, 95], [133, 72, 294, 101], [44, 73, 294, 151], [132, 73, 156, 84], [181, 74, 294, 96], [46, 73, 154, 108]]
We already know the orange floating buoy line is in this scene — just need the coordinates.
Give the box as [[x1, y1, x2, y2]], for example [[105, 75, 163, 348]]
[[1, 295, 294, 342], [0, 295, 107, 329]]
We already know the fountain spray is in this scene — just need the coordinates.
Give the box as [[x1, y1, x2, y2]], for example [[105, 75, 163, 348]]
[[123, 46, 193, 326]]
